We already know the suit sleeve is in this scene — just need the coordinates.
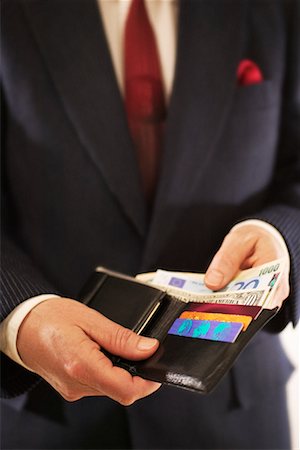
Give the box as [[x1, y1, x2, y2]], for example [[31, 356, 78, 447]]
[[0, 238, 63, 397], [245, 0, 300, 332], [1, 97, 61, 397]]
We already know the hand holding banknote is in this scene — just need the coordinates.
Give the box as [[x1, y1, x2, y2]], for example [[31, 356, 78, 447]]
[[136, 224, 291, 345], [204, 223, 290, 308]]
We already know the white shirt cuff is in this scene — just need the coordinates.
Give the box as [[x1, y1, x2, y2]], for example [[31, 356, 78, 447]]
[[231, 219, 290, 270], [0, 294, 60, 371]]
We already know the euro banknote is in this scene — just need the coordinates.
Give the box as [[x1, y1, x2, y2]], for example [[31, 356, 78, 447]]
[[136, 259, 285, 308]]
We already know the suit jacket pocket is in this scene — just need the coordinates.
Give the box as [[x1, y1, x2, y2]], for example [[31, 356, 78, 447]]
[[232, 81, 281, 113]]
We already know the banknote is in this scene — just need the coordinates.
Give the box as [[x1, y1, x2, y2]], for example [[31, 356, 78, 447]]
[[136, 272, 156, 283], [160, 286, 268, 305], [152, 259, 285, 296], [136, 259, 285, 310]]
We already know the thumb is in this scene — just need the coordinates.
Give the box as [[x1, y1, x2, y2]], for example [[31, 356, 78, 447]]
[[87, 313, 159, 361], [204, 229, 255, 290]]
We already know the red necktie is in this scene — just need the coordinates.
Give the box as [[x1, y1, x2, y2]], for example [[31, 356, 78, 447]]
[[124, 0, 166, 204]]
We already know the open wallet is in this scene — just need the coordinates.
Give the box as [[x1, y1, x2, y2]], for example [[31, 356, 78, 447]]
[[79, 266, 279, 394]]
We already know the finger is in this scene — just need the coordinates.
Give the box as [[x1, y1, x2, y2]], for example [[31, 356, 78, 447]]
[[58, 340, 161, 405], [84, 312, 159, 361], [16, 299, 161, 404], [90, 356, 161, 405], [204, 229, 258, 290]]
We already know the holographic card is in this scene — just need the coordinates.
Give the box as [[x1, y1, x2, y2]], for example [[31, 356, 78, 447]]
[[168, 318, 243, 343]]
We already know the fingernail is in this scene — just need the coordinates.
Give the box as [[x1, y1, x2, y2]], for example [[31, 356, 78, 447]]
[[137, 337, 158, 351], [205, 269, 224, 287]]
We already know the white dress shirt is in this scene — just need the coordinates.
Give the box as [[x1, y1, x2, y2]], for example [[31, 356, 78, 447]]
[[0, 0, 290, 371], [98, 0, 179, 100]]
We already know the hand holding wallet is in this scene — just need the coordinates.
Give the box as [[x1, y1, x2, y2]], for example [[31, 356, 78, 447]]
[[79, 264, 281, 394]]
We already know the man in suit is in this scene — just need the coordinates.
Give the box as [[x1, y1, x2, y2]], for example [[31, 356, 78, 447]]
[[1, 0, 299, 449]]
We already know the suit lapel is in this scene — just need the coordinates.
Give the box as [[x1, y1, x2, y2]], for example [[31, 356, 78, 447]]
[[22, 0, 246, 263], [142, 0, 246, 269], [22, 0, 147, 236]]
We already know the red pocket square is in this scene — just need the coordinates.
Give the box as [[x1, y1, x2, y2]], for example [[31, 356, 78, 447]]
[[237, 59, 263, 86]]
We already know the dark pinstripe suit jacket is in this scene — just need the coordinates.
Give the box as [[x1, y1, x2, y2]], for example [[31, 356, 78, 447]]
[[1, 1, 299, 448]]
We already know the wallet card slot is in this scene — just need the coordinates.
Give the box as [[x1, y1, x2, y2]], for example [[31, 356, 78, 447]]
[[80, 270, 168, 333], [132, 307, 279, 393], [142, 295, 187, 341], [80, 272, 108, 305]]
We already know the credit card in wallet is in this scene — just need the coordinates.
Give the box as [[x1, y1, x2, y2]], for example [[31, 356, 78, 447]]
[[168, 318, 243, 343], [187, 302, 262, 319], [180, 311, 252, 331]]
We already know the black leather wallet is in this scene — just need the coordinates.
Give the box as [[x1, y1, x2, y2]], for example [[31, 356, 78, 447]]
[[80, 267, 278, 394]]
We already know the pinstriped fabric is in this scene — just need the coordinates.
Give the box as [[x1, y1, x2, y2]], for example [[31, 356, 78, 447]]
[[1, 239, 59, 397], [248, 206, 300, 332], [1, 354, 40, 398], [1, 239, 60, 322]]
